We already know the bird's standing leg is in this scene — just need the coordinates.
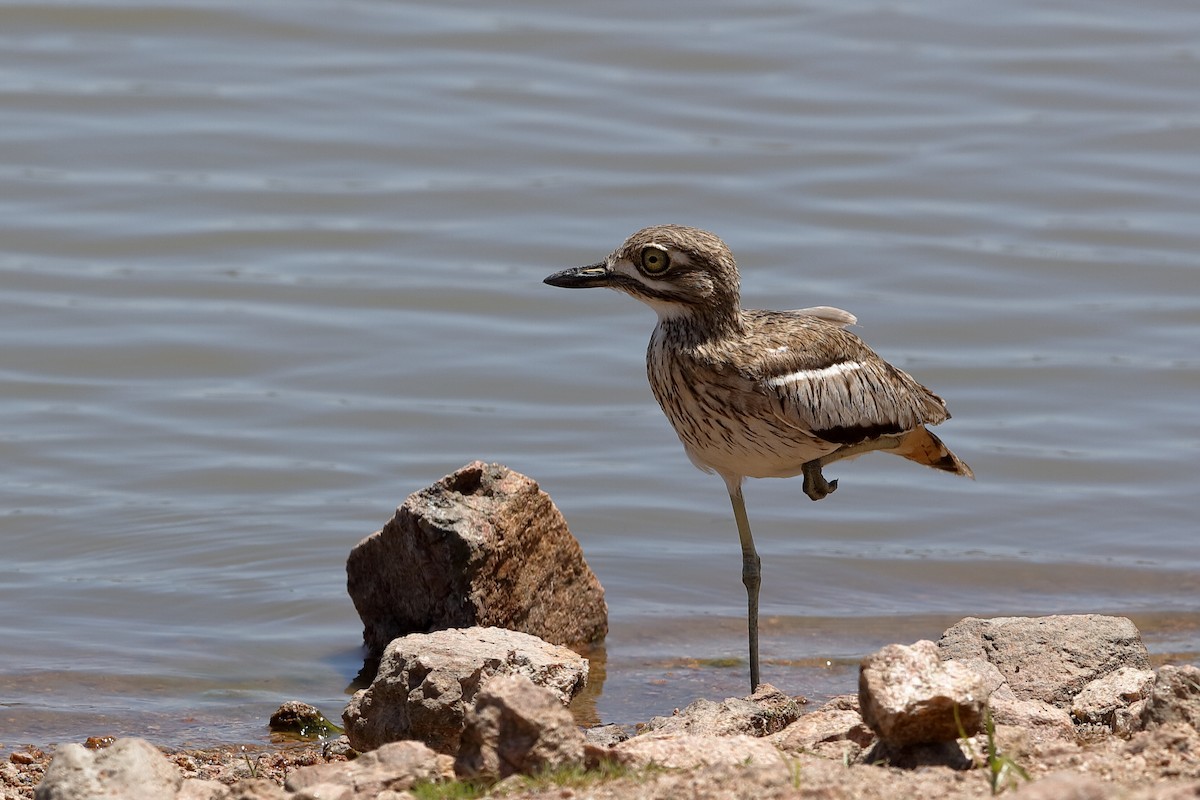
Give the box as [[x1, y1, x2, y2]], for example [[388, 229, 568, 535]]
[[728, 484, 761, 692], [802, 435, 906, 502]]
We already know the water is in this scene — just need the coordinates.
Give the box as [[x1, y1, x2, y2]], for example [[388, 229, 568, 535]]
[[3, 0, 1199, 749]]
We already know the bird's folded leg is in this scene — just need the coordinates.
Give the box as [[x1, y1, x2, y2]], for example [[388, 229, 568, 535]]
[[802, 435, 906, 501], [801, 461, 837, 501]]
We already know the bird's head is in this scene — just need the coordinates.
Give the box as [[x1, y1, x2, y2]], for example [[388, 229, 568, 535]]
[[544, 224, 741, 323]]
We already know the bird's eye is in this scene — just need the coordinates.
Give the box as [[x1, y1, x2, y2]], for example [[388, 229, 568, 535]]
[[640, 247, 671, 275]]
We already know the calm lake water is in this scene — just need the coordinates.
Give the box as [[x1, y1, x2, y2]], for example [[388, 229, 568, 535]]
[[3, 0, 1199, 749]]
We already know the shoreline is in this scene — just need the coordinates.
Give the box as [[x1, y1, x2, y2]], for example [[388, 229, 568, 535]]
[[7, 677, 1200, 800]]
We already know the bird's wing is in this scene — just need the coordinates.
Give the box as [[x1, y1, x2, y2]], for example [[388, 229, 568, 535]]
[[788, 305, 857, 327], [734, 312, 949, 445]]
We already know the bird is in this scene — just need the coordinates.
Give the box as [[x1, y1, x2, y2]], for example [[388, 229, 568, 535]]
[[543, 224, 973, 692]]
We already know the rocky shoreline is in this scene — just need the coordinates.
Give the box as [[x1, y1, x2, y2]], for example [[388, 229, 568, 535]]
[[8, 619, 1200, 800], [10, 463, 1200, 799]]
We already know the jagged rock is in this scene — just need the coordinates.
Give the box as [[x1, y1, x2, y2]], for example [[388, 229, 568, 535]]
[[35, 738, 182, 800], [454, 674, 586, 781], [1072, 666, 1156, 736], [642, 683, 801, 737], [1141, 664, 1200, 731], [285, 740, 450, 798], [347, 462, 607, 660], [940, 635, 1075, 742], [771, 694, 875, 761], [938, 615, 1150, 708], [859, 640, 987, 745], [612, 732, 788, 771], [342, 626, 588, 754]]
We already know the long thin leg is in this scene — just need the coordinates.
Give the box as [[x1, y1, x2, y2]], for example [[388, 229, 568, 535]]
[[729, 484, 761, 692]]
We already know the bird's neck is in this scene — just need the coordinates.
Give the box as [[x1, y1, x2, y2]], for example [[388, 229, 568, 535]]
[[654, 301, 745, 345]]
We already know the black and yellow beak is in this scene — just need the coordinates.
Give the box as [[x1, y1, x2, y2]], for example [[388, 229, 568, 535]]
[[543, 262, 611, 289]]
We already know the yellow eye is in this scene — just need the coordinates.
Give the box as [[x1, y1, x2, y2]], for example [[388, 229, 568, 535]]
[[640, 247, 670, 274]]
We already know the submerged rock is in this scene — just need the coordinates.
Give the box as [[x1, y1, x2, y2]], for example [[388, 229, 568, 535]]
[[268, 701, 342, 739]]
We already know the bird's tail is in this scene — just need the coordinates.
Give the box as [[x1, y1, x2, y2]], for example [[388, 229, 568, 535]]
[[893, 426, 974, 479]]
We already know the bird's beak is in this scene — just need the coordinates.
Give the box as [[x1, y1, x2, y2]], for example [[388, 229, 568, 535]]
[[543, 262, 611, 289]]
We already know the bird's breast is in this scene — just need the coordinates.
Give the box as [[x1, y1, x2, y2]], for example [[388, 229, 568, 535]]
[[645, 329, 837, 479]]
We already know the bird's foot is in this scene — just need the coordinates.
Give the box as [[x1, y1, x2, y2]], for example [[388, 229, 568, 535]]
[[802, 461, 837, 501]]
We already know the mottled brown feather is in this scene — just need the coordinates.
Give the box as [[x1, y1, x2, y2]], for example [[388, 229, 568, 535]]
[[568, 224, 973, 483]]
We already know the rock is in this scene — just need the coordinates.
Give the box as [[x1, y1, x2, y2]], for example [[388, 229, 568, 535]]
[[938, 615, 1150, 707], [1071, 666, 1156, 736], [770, 695, 876, 762], [320, 736, 355, 760], [529, 757, 791, 800], [285, 783, 348, 800], [1014, 771, 1111, 800], [454, 674, 586, 782], [938, 631, 1078, 742], [583, 724, 630, 747], [342, 626, 588, 754], [1141, 664, 1200, 731], [642, 683, 802, 738], [269, 701, 341, 739], [219, 778, 288, 799], [859, 640, 988, 746], [988, 691, 1077, 743], [346, 462, 608, 660], [1123, 722, 1200, 790], [176, 779, 231, 800], [35, 737, 182, 800], [612, 732, 788, 771], [286, 740, 450, 798], [582, 724, 631, 772]]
